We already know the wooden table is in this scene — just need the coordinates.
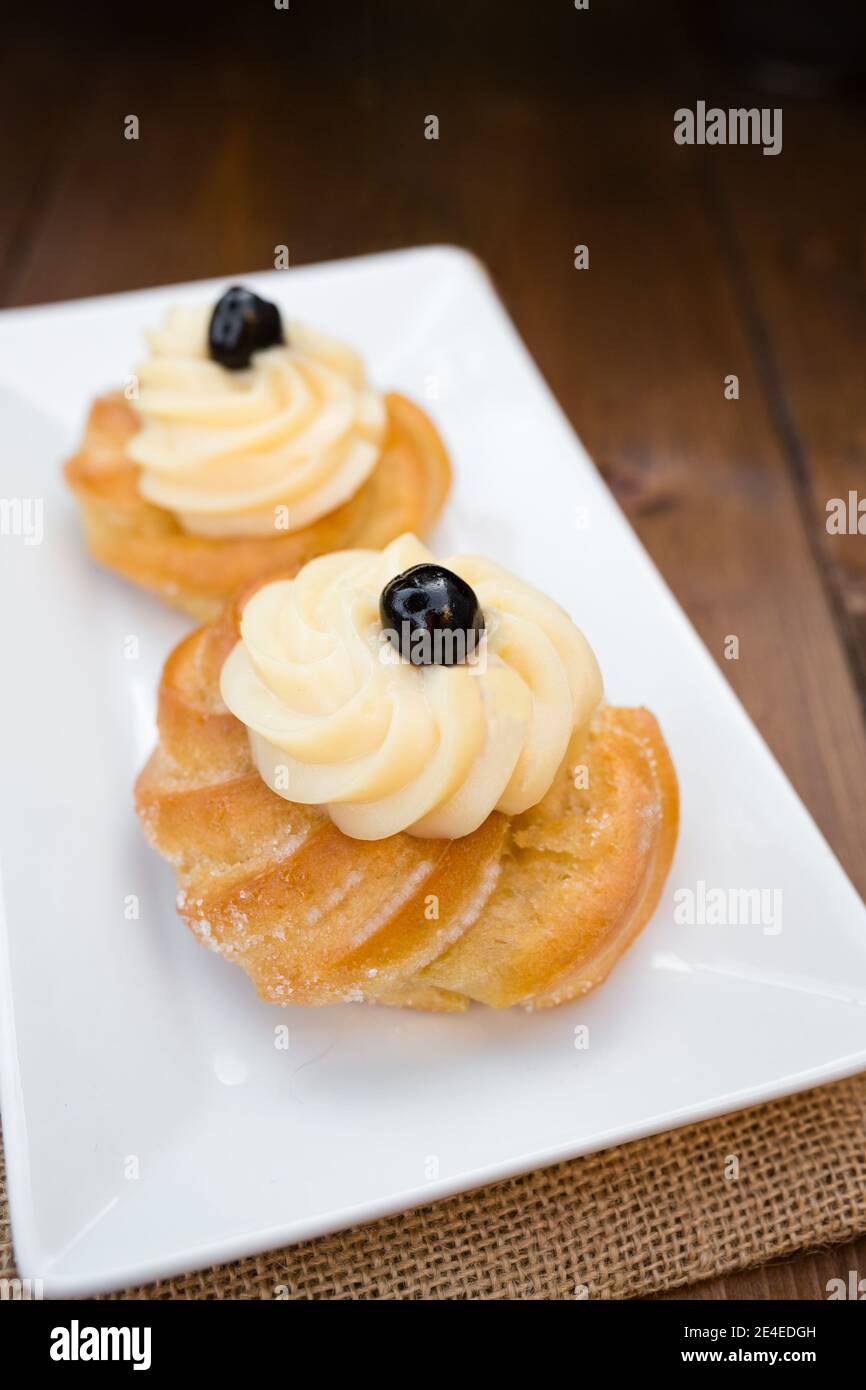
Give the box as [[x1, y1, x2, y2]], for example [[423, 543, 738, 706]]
[[3, 0, 865, 1299]]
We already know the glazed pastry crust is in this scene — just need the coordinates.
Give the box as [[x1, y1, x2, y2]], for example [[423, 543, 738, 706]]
[[135, 588, 679, 1011], [65, 392, 451, 620]]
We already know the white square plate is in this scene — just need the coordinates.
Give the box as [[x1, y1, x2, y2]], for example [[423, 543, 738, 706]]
[[2, 247, 866, 1297]]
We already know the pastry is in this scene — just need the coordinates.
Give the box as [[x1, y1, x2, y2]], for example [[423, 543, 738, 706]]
[[65, 287, 451, 619], [135, 534, 679, 1010]]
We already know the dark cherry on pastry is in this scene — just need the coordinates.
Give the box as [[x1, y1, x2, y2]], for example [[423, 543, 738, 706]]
[[208, 286, 284, 370], [380, 563, 485, 665]]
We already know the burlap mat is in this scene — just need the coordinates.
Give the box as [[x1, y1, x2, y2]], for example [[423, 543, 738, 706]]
[[2, 1073, 865, 1299]]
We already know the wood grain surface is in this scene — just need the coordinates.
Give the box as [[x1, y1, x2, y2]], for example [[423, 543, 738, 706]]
[[2, 0, 865, 1300]]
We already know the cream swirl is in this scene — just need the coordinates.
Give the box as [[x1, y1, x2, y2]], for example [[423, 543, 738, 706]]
[[127, 304, 386, 537], [220, 534, 603, 840]]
